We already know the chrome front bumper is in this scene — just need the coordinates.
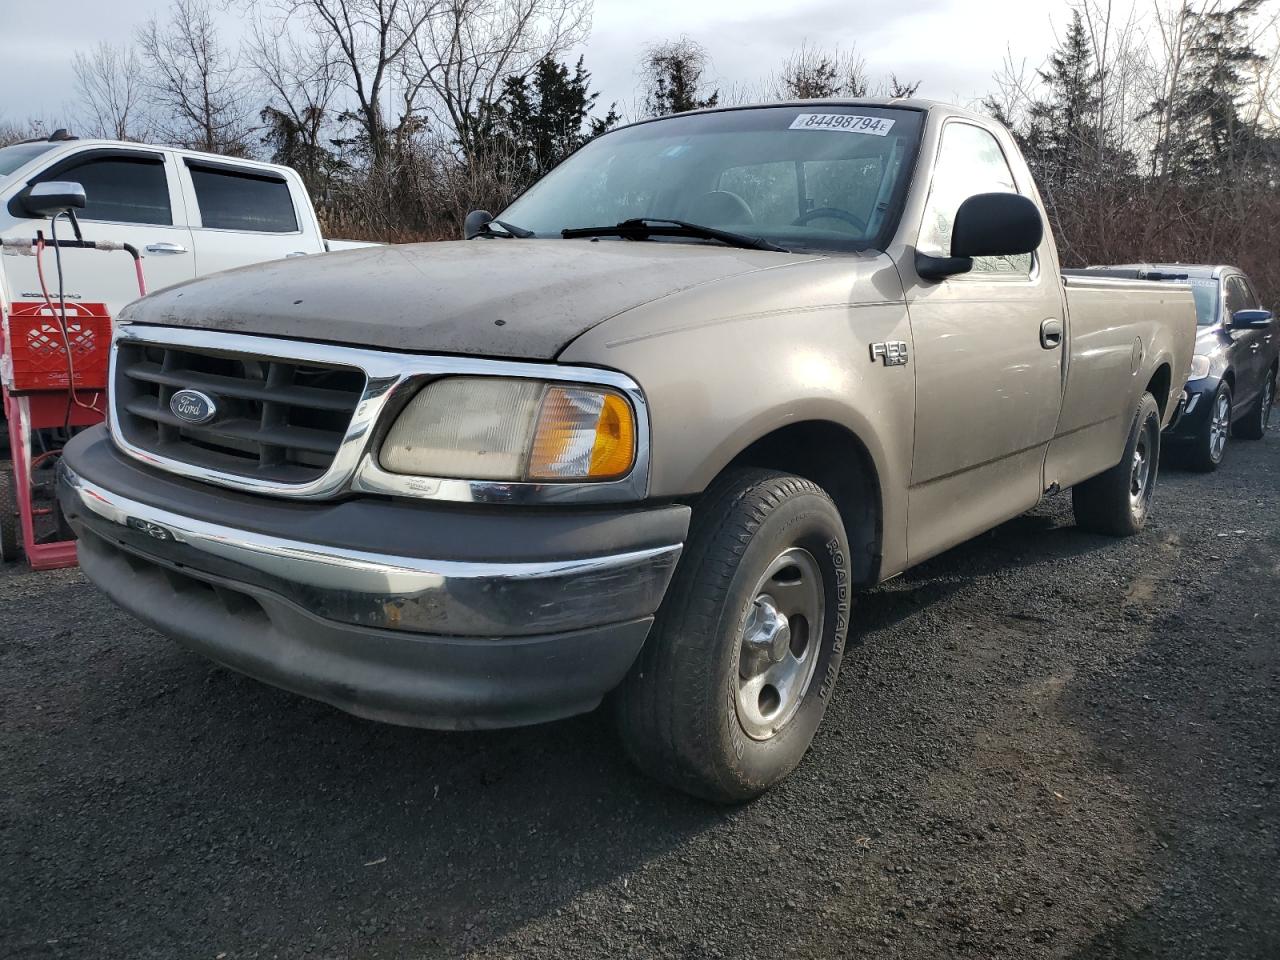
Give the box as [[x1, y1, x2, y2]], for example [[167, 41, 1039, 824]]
[[57, 432, 688, 729], [59, 463, 681, 637]]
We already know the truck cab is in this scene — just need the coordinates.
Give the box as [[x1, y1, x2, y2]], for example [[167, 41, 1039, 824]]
[[0, 134, 344, 319]]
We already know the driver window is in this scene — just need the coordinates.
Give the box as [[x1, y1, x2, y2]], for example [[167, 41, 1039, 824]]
[[1223, 277, 1250, 320], [919, 123, 1032, 277], [32, 155, 172, 226], [1240, 277, 1261, 310]]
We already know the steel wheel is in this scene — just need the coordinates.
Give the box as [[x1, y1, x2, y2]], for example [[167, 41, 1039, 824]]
[[1208, 390, 1231, 463], [735, 547, 825, 741], [1126, 407, 1160, 520]]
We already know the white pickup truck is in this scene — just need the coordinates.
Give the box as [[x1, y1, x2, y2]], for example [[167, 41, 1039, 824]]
[[0, 133, 372, 318]]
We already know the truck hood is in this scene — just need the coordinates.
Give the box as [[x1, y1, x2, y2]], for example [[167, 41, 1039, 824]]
[[121, 240, 820, 360]]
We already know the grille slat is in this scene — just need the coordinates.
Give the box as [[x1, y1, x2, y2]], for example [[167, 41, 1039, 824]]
[[114, 342, 366, 483], [123, 397, 345, 455], [122, 361, 358, 412]]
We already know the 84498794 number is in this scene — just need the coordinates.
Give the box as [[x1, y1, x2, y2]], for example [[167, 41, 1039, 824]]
[[788, 113, 897, 136]]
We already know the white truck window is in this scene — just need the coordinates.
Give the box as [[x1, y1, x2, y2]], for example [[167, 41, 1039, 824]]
[[188, 164, 298, 233], [33, 156, 172, 226], [919, 123, 1032, 276]]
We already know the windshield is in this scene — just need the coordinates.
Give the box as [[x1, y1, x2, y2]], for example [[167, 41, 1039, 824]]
[[0, 141, 57, 179], [500, 106, 925, 253]]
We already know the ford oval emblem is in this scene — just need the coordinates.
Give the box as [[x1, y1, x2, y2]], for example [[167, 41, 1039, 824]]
[[170, 389, 218, 425]]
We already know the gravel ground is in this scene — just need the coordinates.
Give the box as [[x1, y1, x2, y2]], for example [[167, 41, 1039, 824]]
[[2, 425, 1277, 960]]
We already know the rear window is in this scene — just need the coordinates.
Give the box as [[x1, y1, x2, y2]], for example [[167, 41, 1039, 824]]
[[189, 164, 299, 233]]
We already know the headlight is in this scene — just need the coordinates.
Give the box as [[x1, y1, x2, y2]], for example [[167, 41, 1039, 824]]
[[379, 377, 637, 482], [1189, 355, 1211, 380]]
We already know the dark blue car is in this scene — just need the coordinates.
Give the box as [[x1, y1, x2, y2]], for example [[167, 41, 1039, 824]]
[[1085, 264, 1277, 470]]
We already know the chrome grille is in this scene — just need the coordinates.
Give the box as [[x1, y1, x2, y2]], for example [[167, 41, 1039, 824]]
[[113, 340, 365, 483]]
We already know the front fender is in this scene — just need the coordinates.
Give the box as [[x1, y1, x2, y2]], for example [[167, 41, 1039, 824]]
[[559, 257, 915, 576]]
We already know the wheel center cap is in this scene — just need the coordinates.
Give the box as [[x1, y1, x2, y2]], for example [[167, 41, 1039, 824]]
[[752, 596, 791, 663]]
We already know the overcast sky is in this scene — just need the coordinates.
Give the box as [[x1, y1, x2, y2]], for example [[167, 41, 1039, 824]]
[[0, 0, 1078, 129]]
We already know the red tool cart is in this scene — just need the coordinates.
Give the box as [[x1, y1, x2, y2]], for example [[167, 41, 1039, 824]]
[[1, 300, 112, 569], [1, 184, 145, 568]]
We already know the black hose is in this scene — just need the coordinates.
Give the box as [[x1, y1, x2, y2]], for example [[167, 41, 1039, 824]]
[[49, 213, 76, 435]]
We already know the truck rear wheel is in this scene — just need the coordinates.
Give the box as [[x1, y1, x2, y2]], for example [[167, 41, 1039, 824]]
[[614, 468, 852, 803], [0, 469, 19, 563], [1073, 391, 1162, 537]]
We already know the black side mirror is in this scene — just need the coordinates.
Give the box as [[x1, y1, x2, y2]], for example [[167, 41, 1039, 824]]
[[1231, 308, 1273, 330], [916, 192, 1044, 280], [22, 180, 87, 218], [464, 209, 494, 240], [951, 192, 1043, 258]]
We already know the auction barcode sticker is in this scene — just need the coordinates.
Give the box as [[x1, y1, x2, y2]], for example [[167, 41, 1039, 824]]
[[789, 113, 896, 136]]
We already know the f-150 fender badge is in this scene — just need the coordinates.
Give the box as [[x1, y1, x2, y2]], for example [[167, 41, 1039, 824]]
[[870, 341, 909, 366]]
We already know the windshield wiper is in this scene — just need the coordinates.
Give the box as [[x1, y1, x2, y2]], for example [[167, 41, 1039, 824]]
[[561, 218, 788, 253]]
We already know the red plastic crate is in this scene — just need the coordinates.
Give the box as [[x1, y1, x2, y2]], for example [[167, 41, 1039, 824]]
[[3, 301, 111, 392]]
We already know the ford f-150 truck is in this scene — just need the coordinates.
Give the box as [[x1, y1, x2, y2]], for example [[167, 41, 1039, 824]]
[[56, 100, 1197, 802]]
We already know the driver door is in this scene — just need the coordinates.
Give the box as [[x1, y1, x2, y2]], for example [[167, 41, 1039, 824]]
[[903, 121, 1064, 564]]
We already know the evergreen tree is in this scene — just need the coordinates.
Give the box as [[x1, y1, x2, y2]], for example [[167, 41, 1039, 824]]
[[480, 56, 618, 180], [1178, 0, 1266, 176], [1029, 10, 1101, 187], [260, 105, 343, 194]]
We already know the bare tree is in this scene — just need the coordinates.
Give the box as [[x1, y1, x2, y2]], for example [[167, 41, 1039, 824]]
[[641, 37, 720, 117], [247, 18, 342, 185], [259, 0, 441, 165], [883, 74, 921, 98], [405, 0, 592, 162], [773, 42, 868, 99], [0, 119, 45, 147], [72, 42, 146, 140], [137, 0, 255, 154]]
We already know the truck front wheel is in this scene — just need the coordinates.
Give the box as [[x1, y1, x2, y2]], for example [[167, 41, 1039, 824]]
[[615, 468, 852, 803], [1072, 391, 1162, 536]]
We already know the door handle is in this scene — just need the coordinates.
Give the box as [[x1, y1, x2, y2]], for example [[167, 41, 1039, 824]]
[[144, 242, 188, 255], [1040, 318, 1063, 349]]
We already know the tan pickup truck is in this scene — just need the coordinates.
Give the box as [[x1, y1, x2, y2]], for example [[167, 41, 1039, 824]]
[[57, 100, 1196, 801]]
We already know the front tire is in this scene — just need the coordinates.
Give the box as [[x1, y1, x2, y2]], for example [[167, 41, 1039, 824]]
[[1235, 370, 1274, 441], [1183, 381, 1232, 471], [1073, 392, 1162, 536], [615, 468, 852, 803]]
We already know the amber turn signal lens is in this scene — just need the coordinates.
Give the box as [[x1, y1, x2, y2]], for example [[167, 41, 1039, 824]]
[[589, 392, 636, 478], [528, 386, 636, 480]]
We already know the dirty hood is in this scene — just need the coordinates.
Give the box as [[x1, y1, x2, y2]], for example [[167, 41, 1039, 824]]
[[121, 240, 818, 360]]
